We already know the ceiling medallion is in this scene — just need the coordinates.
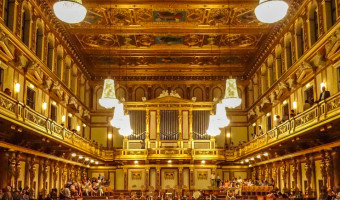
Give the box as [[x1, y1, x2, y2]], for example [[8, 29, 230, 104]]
[[255, 0, 289, 23], [53, 0, 87, 23]]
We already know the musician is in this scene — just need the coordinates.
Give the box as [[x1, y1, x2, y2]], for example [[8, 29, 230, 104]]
[[216, 175, 221, 188], [210, 172, 216, 188]]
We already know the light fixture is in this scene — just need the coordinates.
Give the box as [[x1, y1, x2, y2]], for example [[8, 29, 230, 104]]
[[226, 133, 231, 138], [118, 115, 133, 136], [201, 160, 206, 164], [245, 159, 249, 163], [99, 79, 119, 109], [306, 83, 311, 88], [206, 115, 221, 136], [215, 103, 230, 128], [266, 113, 271, 117], [134, 160, 138, 164], [52, 101, 57, 106], [42, 102, 47, 110], [168, 160, 172, 164], [79, 155, 83, 159], [71, 153, 76, 157], [85, 158, 89, 161], [76, 125, 81, 132], [252, 123, 256, 127], [256, 155, 261, 159], [283, 100, 287, 105], [68, 113, 73, 117], [255, 0, 289, 23], [14, 83, 20, 93], [222, 79, 242, 108], [29, 84, 35, 89], [108, 133, 113, 139], [95, 161, 99, 165], [240, 161, 244, 164], [53, 0, 87, 24], [249, 164, 253, 167], [250, 157, 255, 161], [90, 160, 94, 163], [263, 152, 269, 156], [62, 115, 66, 122], [83, 124, 87, 128], [293, 101, 297, 109], [110, 103, 124, 128]]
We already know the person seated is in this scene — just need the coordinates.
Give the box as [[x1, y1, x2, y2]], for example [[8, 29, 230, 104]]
[[4, 88, 11, 96], [319, 86, 330, 101], [303, 100, 311, 111]]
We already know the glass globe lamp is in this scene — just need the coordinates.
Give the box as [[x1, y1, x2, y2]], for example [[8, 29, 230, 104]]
[[255, 0, 289, 23], [53, 0, 87, 24]]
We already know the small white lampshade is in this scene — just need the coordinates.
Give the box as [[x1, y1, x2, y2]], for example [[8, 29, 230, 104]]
[[53, 0, 87, 24], [255, 0, 289, 23]]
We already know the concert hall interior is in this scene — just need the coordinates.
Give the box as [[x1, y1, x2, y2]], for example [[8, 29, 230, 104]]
[[0, 0, 340, 199]]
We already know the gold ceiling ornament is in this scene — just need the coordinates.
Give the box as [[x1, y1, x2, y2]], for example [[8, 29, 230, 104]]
[[53, 0, 87, 24], [206, 115, 221, 137], [222, 79, 242, 108], [99, 79, 119, 109], [255, 0, 289, 23], [215, 103, 230, 128]]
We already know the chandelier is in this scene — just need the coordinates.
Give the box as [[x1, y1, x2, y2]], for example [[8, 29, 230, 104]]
[[206, 115, 221, 137], [99, 79, 119, 109], [255, 0, 289, 23], [222, 79, 242, 108], [53, 0, 87, 24], [118, 115, 133, 137], [215, 103, 230, 128], [110, 103, 124, 128]]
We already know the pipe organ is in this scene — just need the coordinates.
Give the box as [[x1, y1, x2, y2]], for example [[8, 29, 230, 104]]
[[128, 110, 146, 140], [160, 110, 179, 140], [192, 111, 210, 140]]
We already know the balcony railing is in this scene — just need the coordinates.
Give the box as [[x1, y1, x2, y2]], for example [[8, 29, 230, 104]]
[[238, 92, 340, 158], [0, 92, 101, 157]]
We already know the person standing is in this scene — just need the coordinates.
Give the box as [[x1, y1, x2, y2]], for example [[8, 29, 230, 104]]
[[210, 172, 216, 188], [216, 175, 221, 188]]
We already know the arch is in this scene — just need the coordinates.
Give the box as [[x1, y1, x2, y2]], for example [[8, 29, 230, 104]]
[[193, 87, 204, 102], [275, 45, 283, 78], [295, 18, 305, 59], [174, 87, 184, 99], [325, 0, 338, 29], [63, 56, 71, 86], [56, 45, 63, 79], [21, 2, 32, 47], [308, 1, 319, 45], [95, 87, 103, 110], [284, 33, 293, 69], [135, 87, 146, 102], [116, 87, 127, 101], [35, 19, 44, 59], [4, 0, 16, 31], [47, 34, 55, 70], [267, 55, 274, 87], [154, 87, 164, 98], [211, 86, 223, 101]]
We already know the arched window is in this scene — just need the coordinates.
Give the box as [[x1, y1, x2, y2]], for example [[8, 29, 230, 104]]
[[285, 34, 293, 69], [267, 56, 274, 87], [309, 5, 319, 45], [296, 20, 304, 59], [63, 59, 70, 86], [4, 0, 15, 31], [21, 6, 31, 46], [47, 38, 54, 70], [35, 23, 43, 59], [325, 0, 338, 29], [275, 46, 283, 78], [56, 55, 62, 78]]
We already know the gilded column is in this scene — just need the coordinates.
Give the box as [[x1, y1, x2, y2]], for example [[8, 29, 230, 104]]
[[123, 168, 128, 190], [52, 162, 59, 189], [156, 110, 160, 143], [28, 158, 36, 199], [145, 109, 150, 148], [317, 1, 325, 37], [145, 167, 150, 188], [178, 167, 183, 188], [325, 151, 334, 191], [320, 152, 327, 188], [178, 110, 182, 140], [13, 153, 21, 191], [292, 159, 299, 192], [272, 163, 278, 190], [189, 167, 194, 190], [281, 161, 288, 193], [305, 156, 313, 196], [156, 167, 161, 190], [7, 152, 16, 188], [189, 110, 193, 144], [42, 160, 49, 197]]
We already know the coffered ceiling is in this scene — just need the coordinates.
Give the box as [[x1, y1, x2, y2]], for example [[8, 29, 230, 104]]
[[49, 0, 282, 79]]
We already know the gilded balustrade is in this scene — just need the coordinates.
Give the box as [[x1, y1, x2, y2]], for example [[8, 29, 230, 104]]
[[239, 92, 340, 158], [0, 92, 100, 157]]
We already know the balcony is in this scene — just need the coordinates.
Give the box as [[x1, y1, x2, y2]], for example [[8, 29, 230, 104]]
[[0, 92, 102, 158], [238, 92, 340, 158]]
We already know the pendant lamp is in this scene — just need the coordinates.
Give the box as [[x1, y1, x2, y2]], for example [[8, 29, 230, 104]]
[[206, 115, 221, 137], [215, 103, 230, 128], [222, 79, 242, 108], [119, 115, 133, 136], [255, 0, 289, 23], [99, 79, 119, 109], [110, 103, 124, 128], [53, 0, 87, 24]]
